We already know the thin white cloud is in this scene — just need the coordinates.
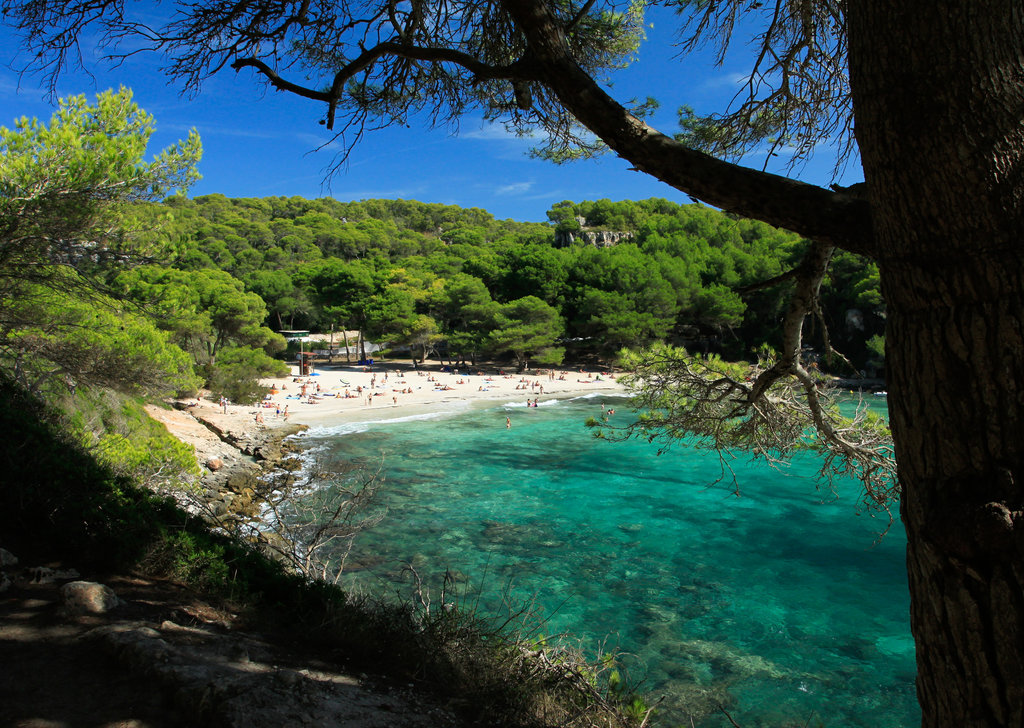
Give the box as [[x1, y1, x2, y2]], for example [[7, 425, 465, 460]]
[[336, 183, 432, 201], [496, 181, 533, 195], [460, 120, 538, 142], [461, 123, 514, 141], [523, 190, 567, 202], [0, 75, 23, 97], [163, 121, 279, 140], [295, 132, 345, 152], [703, 72, 750, 90]]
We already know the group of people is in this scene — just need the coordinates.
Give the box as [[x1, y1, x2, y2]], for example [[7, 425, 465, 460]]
[[249, 363, 623, 424], [514, 380, 545, 393]]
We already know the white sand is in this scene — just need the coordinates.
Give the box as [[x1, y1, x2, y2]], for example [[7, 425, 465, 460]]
[[265, 361, 624, 426], [189, 361, 626, 433]]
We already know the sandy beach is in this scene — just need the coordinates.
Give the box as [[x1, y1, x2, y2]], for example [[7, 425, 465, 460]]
[[264, 361, 623, 423], [175, 361, 626, 438]]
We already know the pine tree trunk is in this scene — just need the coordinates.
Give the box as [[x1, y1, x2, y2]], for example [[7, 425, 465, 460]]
[[849, 2, 1024, 724]]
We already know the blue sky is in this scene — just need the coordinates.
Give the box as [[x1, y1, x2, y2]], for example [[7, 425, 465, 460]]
[[0, 6, 861, 223]]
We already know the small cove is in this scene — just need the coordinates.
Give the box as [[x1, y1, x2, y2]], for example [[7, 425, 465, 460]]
[[298, 394, 917, 726]]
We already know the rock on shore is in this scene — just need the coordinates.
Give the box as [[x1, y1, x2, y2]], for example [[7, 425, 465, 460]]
[[145, 401, 308, 525]]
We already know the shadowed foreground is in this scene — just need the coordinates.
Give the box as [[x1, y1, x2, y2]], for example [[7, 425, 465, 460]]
[[0, 566, 461, 728]]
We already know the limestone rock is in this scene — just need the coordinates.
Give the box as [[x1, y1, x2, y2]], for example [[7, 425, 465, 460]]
[[554, 228, 634, 248], [27, 566, 81, 584], [207, 457, 224, 472], [62, 580, 123, 615]]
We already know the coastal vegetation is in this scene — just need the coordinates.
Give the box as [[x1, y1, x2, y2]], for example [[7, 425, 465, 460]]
[[3, 90, 893, 726], [131, 192, 885, 377], [0, 91, 887, 410], [8, 0, 1024, 722]]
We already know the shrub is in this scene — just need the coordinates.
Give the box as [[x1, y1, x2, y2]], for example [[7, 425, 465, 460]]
[[206, 345, 289, 404]]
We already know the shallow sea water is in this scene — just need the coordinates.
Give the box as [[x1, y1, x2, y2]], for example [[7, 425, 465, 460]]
[[299, 394, 918, 727]]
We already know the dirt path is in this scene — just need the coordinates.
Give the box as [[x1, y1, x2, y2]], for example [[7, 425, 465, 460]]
[[0, 563, 462, 728]]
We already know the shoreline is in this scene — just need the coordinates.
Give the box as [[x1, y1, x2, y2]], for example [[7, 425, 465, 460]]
[[239, 361, 621, 429], [143, 361, 628, 536], [153, 361, 627, 476]]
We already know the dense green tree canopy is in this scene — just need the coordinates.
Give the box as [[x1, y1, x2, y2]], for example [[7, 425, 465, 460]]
[[486, 295, 564, 370], [0, 89, 201, 395], [152, 193, 869, 367], [114, 265, 286, 364], [0, 88, 200, 278], [0, 277, 200, 395]]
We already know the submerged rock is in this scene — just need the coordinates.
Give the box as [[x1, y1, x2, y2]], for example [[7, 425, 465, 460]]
[[659, 638, 789, 680]]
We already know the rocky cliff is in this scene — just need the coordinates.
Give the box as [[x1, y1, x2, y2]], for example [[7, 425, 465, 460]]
[[553, 228, 634, 248]]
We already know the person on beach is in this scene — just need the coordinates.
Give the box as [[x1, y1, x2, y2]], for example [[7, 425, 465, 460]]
[[283, 405, 289, 421]]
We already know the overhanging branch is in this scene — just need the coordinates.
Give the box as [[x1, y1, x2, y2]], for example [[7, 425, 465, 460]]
[[233, 42, 530, 130], [500, 0, 876, 257]]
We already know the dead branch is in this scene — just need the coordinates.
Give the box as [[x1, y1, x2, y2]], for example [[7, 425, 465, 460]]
[[185, 452, 387, 583], [610, 240, 897, 516]]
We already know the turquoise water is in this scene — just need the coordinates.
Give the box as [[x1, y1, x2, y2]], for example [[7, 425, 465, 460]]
[[299, 394, 918, 726]]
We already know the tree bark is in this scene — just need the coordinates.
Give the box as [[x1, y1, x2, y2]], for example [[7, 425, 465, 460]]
[[848, 1, 1024, 724]]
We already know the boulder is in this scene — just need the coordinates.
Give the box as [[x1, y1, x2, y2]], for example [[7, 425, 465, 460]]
[[61, 581, 122, 615], [207, 458, 224, 472]]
